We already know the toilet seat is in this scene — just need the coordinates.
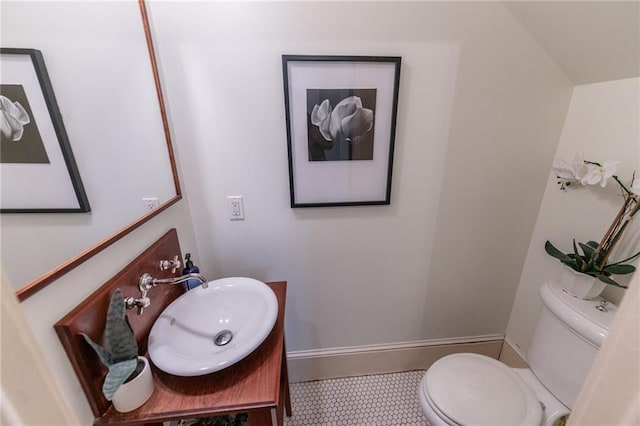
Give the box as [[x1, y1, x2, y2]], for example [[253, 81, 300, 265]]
[[421, 353, 542, 426]]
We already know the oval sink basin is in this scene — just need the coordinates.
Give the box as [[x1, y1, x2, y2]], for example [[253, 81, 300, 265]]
[[148, 277, 278, 377]]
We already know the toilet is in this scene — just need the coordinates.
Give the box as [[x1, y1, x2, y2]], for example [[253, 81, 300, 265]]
[[418, 280, 617, 426]]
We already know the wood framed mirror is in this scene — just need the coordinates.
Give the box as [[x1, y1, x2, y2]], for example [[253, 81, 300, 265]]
[[1, 0, 181, 301]]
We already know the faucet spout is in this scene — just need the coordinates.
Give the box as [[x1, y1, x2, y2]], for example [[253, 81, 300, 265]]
[[155, 273, 209, 289], [139, 272, 209, 291], [132, 272, 209, 316]]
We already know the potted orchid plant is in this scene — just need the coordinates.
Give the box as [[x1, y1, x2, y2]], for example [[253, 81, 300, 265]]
[[545, 154, 640, 297]]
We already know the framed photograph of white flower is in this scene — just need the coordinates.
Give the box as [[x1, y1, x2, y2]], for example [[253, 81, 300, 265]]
[[0, 48, 89, 213], [282, 55, 401, 207]]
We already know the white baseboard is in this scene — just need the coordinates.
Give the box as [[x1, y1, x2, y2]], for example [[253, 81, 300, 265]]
[[286, 335, 504, 383], [500, 336, 529, 368]]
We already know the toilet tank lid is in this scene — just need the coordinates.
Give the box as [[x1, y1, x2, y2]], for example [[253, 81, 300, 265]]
[[541, 281, 618, 347]]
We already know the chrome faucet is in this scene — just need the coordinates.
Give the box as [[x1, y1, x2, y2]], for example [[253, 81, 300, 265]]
[[125, 272, 208, 315], [125, 293, 150, 316], [139, 272, 209, 291]]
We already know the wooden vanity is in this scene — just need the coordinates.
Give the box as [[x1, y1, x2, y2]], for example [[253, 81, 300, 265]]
[[96, 282, 290, 426], [55, 229, 291, 425]]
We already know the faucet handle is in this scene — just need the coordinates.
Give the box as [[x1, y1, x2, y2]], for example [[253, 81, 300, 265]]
[[159, 255, 181, 273], [137, 297, 151, 315], [124, 296, 151, 316], [596, 300, 609, 312]]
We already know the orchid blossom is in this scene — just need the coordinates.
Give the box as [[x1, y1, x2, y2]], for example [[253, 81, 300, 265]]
[[580, 161, 618, 187], [547, 154, 640, 288], [552, 154, 621, 190]]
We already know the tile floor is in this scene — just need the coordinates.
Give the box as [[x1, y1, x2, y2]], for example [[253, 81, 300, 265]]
[[284, 370, 428, 426]]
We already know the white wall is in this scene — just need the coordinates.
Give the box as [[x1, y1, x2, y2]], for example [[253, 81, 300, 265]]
[[1, 277, 78, 425], [506, 77, 640, 357], [150, 2, 573, 352]]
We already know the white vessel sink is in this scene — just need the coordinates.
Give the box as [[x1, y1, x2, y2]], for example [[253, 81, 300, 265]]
[[148, 277, 278, 377]]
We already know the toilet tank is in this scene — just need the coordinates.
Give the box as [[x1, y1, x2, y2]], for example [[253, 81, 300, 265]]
[[528, 280, 617, 408]]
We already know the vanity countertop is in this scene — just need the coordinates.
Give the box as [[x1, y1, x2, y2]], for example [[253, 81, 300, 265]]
[[93, 281, 289, 426]]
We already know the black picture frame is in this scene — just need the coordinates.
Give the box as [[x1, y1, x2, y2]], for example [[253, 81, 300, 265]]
[[282, 55, 401, 208], [0, 48, 90, 213]]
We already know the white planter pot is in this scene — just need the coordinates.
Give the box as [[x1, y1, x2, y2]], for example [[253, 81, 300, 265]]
[[112, 356, 154, 413], [561, 266, 606, 300]]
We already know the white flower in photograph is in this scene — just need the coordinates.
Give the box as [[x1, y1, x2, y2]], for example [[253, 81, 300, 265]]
[[329, 96, 373, 141], [310, 99, 333, 141], [311, 96, 373, 142], [0, 95, 31, 141]]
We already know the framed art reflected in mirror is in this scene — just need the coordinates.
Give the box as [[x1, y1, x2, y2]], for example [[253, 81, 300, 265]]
[[1, 48, 90, 213], [3, 0, 181, 301]]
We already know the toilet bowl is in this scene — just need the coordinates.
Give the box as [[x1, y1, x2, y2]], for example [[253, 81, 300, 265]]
[[418, 281, 616, 426], [418, 353, 568, 426]]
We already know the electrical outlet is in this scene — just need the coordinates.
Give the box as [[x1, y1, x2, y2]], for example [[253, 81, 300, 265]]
[[226, 195, 245, 220], [142, 197, 160, 211]]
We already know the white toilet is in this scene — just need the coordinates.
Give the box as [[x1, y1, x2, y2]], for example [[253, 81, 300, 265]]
[[418, 280, 617, 426]]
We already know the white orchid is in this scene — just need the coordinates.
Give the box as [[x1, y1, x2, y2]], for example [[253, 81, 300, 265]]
[[310, 96, 373, 142], [0, 95, 31, 141], [552, 153, 587, 182], [580, 161, 618, 187], [552, 154, 620, 189], [547, 154, 640, 289]]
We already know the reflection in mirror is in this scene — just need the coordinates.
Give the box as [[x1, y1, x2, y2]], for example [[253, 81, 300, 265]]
[[1, 0, 180, 299]]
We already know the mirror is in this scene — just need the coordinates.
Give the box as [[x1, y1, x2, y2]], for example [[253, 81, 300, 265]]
[[1, 0, 181, 300]]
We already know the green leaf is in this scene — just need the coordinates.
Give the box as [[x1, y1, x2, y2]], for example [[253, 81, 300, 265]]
[[603, 264, 636, 275], [586, 241, 599, 249], [106, 289, 138, 362], [545, 241, 572, 262], [608, 250, 640, 266], [110, 320, 138, 362], [595, 274, 627, 288], [81, 333, 112, 367], [578, 242, 596, 257], [572, 240, 585, 269], [560, 259, 579, 269], [595, 274, 617, 285], [102, 358, 138, 400]]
